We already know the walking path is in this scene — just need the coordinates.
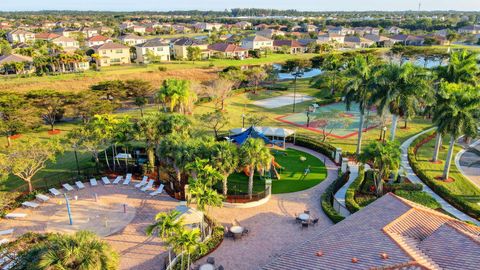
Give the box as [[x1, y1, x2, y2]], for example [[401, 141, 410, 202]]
[[400, 128, 480, 225], [455, 138, 480, 188], [334, 162, 371, 217], [196, 144, 339, 270]]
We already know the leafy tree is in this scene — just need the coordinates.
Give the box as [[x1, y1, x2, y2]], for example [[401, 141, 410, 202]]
[[146, 210, 183, 266], [209, 78, 234, 110], [125, 79, 153, 117], [245, 67, 267, 93], [90, 80, 126, 102], [168, 228, 203, 270], [312, 54, 346, 95], [283, 59, 311, 112], [437, 50, 478, 85], [359, 141, 401, 196], [245, 113, 267, 126], [112, 116, 134, 173], [186, 46, 202, 64], [240, 138, 273, 198], [433, 82, 479, 180], [0, 138, 63, 192], [188, 181, 224, 214], [0, 93, 37, 147], [208, 141, 239, 196], [74, 92, 115, 123], [199, 110, 229, 138], [155, 79, 197, 113]]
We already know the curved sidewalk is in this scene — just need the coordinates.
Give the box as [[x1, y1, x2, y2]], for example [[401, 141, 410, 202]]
[[400, 128, 480, 225], [455, 138, 480, 188]]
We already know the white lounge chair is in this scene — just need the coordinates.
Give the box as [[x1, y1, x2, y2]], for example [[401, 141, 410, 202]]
[[35, 194, 50, 202], [75, 181, 86, 189], [0, 229, 13, 236], [135, 176, 148, 188], [140, 180, 154, 192], [101, 177, 111, 185], [5, 213, 27, 219], [49, 188, 61, 196], [0, 239, 9, 245], [113, 176, 123, 184], [149, 184, 164, 196], [90, 178, 98, 187], [22, 201, 39, 208], [123, 173, 132, 185], [62, 183, 74, 192]]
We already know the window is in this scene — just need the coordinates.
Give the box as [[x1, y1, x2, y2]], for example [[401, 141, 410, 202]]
[[116, 50, 123, 53]]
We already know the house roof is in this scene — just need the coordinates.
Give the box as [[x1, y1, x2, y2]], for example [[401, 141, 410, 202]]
[[87, 35, 111, 42], [35, 32, 60, 39], [92, 42, 129, 50], [52, 36, 77, 42], [172, 37, 205, 46], [273, 39, 303, 48], [0, 54, 33, 64], [119, 34, 145, 41], [207, 43, 246, 53], [242, 35, 273, 42], [136, 38, 169, 48], [262, 193, 480, 270], [8, 29, 34, 35]]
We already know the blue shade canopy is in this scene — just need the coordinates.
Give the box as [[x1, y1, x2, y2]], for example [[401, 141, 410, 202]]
[[230, 126, 272, 145]]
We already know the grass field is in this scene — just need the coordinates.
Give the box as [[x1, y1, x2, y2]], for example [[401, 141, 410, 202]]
[[218, 148, 327, 194]]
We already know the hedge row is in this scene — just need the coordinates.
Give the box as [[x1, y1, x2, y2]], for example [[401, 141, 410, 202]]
[[321, 172, 349, 224], [293, 135, 337, 159], [408, 130, 480, 220], [345, 166, 365, 213]]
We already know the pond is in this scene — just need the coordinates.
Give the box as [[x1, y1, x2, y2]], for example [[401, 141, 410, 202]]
[[272, 64, 322, 80]]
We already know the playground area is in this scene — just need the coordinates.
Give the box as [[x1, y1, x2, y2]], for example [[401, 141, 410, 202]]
[[221, 148, 327, 194], [276, 102, 383, 139], [252, 93, 314, 109]]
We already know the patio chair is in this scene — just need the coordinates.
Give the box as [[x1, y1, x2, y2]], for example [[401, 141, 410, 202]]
[[5, 213, 27, 219], [295, 217, 302, 223], [206, 257, 215, 265], [304, 210, 310, 214], [62, 183, 74, 192], [149, 184, 164, 196], [22, 201, 40, 209], [217, 266, 224, 270], [113, 176, 123, 184], [101, 177, 111, 185], [75, 181, 85, 189], [49, 188, 61, 196], [123, 173, 133, 185], [301, 221, 309, 229], [90, 178, 98, 187], [224, 231, 234, 238], [312, 218, 319, 226], [140, 180, 154, 191], [242, 228, 249, 236], [135, 176, 148, 188], [35, 194, 50, 202], [0, 229, 14, 236]]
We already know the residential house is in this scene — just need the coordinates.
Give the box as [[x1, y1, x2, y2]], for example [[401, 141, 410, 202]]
[[254, 24, 270, 30], [256, 29, 285, 38], [35, 32, 60, 41], [387, 26, 403, 35], [302, 24, 318, 33], [52, 36, 80, 52], [240, 35, 274, 50], [317, 33, 345, 45], [0, 54, 34, 74], [390, 34, 425, 46], [235, 21, 252, 30], [6, 29, 35, 43], [194, 22, 223, 31], [328, 26, 354, 36], [364, 34, 396, 47], [458, 25, 480, 35], [79, 27, 99, 38], [92, 42, 131, 67], [98, 26, 113, 35], [86, 35, 113, 47], [120, 21, 135, 31], [135, 38, 170, 63], [119, 34, 147, 46], [171, 38, 210, 60], [273, 40, 305, 54], [262, 193, 480, 270], [435, 28, 449, 37], [52, 28, 78, 37], [172, 25, 191, 34], [131, 25, 146, 34], [344, 35, 375, 48], [208, 43, 248, 59], [353, 26, 380, 36]]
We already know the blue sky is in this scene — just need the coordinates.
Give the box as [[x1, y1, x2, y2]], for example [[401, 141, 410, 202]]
[[1, 0, 479, 11]]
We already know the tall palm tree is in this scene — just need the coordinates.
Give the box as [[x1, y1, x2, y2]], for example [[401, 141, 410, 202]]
[[239, 138, 273, 198], [208, 141, 239, 196], [433, 82, 479, 180], [344, 55, 377, 155], [37, 231, 119, 270], [168, 229, 203, 270], [146, 210, 183, 266], [112, 116, 134, 173], [188, 181, 224, 214]]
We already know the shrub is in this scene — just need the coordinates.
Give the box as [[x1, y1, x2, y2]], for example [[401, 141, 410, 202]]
[[265, 84, 288, 91], [345, 166, 365, 213], [321, 173, 349, 223], [292, 135, 336, 159], [394, 190, 441, 209], [158, 66, 167, 72], [0, 191, 38, 218]]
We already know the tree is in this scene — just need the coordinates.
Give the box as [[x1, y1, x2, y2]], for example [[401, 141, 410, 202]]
[[17, 231, 119, 270], [208, 141, 239, 196], [146, 210, 183, 266], [209, 78, 234, 110], [433, 82, 479, 180], [74, 92, 115, 123], [245, 113, 267, 126], [112, 116, 134, 173], [0, 93, 37, 147], [240, 138, 273, 198], [188, 181, 224, 214], [187, 46, 202, 64], [283, 59, 311, 112], [344, 55, 377, 155], [156, 79, 197, 113], [90, 80, 126, 103], [125, 79, 153, 117], [312, 53, 346, 95], [245, 67, 267, 93], [199, 110, 229, 138], [359, 141, 401, 196], [168, 228, 202, 270], [0, 138, 63, 192], [26, 89, 77, 131]]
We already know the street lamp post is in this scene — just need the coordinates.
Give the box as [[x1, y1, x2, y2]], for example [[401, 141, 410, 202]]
[[64, 193, 73, 225], [241, 114, 246, 128], [382, 126, 387, 143], [291, 69, 304, 113]]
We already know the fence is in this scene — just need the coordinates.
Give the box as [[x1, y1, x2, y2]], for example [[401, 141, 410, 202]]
[[225, 186, 271, 204]]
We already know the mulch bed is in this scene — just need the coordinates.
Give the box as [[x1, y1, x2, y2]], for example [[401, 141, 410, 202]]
[[48, 129, 62, 135], [434, 176, 455, 183]]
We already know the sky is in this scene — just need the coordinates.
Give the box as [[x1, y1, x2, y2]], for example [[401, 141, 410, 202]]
[[1, 0, 479, 12]]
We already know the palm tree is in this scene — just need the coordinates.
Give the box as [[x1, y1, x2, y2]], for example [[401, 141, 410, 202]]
[[433, 82, 479, 180], [188, 181, 224, 214], [155, 79, 197, 113], [209, 141, 239, 196], [112, 116, 134, 173], [239, 138, 273, 198], [313, 53, 346, 95], [37, 231, 119, 270], [146, 210, 183, 266], [344, 55, 377, 155], [168, 228, 203, 270]]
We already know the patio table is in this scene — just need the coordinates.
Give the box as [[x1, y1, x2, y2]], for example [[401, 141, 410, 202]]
[[199, 263, 215, 270], [299, 213, 310, 221], [230, 226, 244, 234]]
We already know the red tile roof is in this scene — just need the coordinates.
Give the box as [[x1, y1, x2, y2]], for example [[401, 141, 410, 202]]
[[207, 43, 246, 53], [35, 32, 60, 40], [87, 35, 111, 42], [273, 40, 303, 48]]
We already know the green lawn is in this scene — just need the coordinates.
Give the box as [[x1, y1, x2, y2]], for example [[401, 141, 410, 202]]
[[217, 148, 327, 194]]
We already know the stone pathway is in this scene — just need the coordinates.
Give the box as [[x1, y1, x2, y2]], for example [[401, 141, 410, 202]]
[[456, 138, 480, 188], [334, 162, 371, 217], [400, 128, 480, 225], [195, 144, 338, 270], [0, 184, 179, 270]]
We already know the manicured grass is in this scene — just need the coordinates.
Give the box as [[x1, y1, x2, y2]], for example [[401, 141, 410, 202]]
[[394, 190, 441, 209], [219, 148, 327, 194]]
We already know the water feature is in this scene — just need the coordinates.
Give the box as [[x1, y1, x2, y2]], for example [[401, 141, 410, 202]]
[[272, 63, 322, 80]]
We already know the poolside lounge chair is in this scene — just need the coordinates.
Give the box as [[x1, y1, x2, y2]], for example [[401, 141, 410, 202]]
[[90, 178, 98, 187], [5, 213, 27, 219], [62, 183, 74, 192], [101, 177, 111, 185], [123, 173, 132, 185], [22, 201, 39, 208], [140, 180, 154, 192], [149, 184, 164, 196], [135, 176, 148, 188], [35, 194, 50, 202], [75, 181, 85, 189], [113, 176, 123, 184], [0, 229, 14, 236], [49, 188, 61, 196]]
